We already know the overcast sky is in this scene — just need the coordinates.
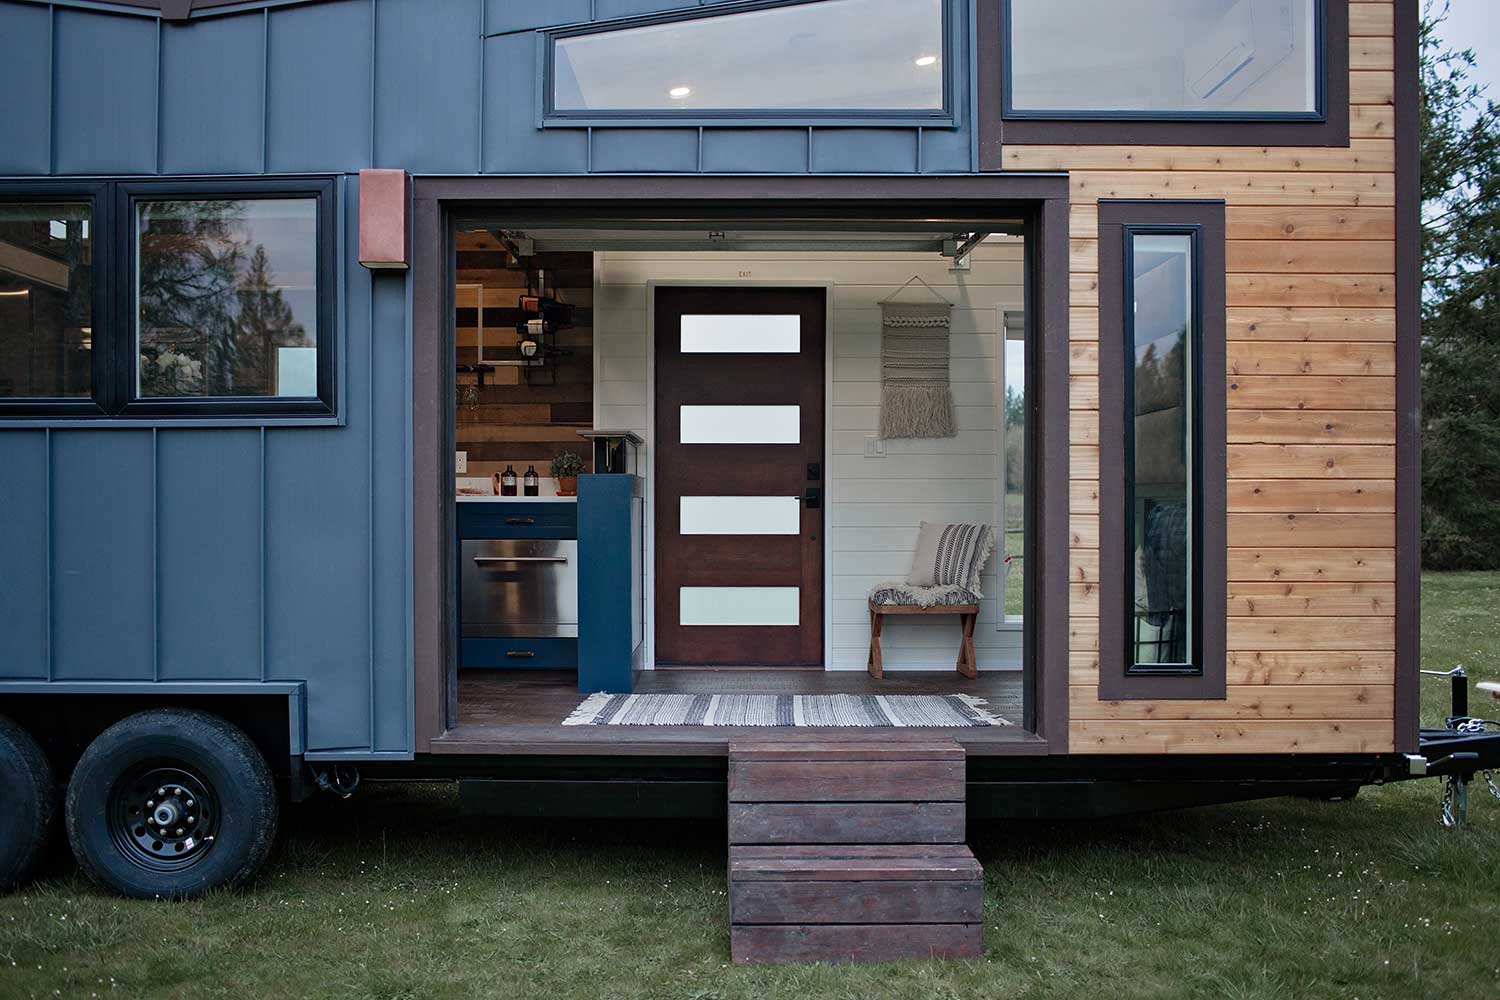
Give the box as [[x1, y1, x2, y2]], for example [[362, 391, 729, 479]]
[[1433, 1, 1500, 104]]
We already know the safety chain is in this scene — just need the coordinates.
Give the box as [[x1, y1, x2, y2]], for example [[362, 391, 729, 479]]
[[1486, 771, 1500, 801], [1442, 778, 1456, 828]]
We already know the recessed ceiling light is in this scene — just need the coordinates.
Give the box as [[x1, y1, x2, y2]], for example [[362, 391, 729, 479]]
[[914, 55, 938, 67], [669, 86, 692, 98]]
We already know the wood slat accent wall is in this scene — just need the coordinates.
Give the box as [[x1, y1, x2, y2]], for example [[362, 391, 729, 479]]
[[454, 233, 594, 474], [1005, 1, 1399, 754]]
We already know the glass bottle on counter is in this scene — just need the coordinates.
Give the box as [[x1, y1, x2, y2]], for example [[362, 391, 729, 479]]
[[499, 464, 518, 497], [523, 465, 540, 496]]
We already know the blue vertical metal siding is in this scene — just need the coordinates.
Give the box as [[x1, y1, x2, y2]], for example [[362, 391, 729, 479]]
[[0, 432, 49, 680], [51, 10, 159, 174], [159, 14, 267, 174], [5, 0, 974, 180], [155, 429, 264, 680], [373, 0, 484, 174], [50, 431, 157, 680], [0, 0, 978, 756], [0, 3, 51, 174], [264, 0, 374, 173]]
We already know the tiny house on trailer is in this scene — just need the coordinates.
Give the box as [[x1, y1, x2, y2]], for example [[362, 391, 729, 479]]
[[0, 0, 1462, 965]]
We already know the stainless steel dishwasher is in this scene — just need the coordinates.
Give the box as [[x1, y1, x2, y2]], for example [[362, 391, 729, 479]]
[[460, 538, 578, 638]]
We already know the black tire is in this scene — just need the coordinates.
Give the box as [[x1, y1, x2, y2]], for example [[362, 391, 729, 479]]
[[66, 709, 277, 899], [0, 715, 56, 891]]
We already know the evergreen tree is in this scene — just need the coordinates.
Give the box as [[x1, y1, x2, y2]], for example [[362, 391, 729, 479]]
[[234, 244, 308, 396], [1420, 3, 1500, 568]]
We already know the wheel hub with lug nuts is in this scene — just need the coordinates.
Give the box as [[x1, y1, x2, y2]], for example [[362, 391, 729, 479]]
[[109, 767, 218, 872]]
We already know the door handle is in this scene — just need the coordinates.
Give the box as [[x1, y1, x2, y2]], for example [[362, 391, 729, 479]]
[[803, 487, 822, 510], [473, 555, 569, 564], [505, 650, 536, 659], [505, 517, 536, 525]]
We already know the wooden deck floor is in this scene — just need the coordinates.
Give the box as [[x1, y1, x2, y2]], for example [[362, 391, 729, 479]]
[[435, 669, 1038, 757]]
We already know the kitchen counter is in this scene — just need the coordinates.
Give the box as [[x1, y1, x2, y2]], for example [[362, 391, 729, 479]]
[[457, 495, 578, 503]]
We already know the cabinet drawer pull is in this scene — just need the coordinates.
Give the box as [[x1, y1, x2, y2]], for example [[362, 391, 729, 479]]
[[505, 516, 536, 525], [505, 650, 535, 659]]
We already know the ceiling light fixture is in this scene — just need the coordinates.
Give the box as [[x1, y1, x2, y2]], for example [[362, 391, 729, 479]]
[[668, 86, 692, 98], [914, 55, 937, 67]]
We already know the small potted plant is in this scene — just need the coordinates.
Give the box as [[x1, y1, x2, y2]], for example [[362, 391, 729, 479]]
[[550, 451, 585, 497]]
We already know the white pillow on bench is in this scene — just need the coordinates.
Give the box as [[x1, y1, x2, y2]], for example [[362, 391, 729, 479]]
[[905, 521, 996, 595]]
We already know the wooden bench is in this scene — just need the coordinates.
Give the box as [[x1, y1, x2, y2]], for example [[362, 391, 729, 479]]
[[867, 600, 979, 680]]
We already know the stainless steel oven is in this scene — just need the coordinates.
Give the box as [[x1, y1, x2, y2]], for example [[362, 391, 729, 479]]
[[460, 538, 578, 638]]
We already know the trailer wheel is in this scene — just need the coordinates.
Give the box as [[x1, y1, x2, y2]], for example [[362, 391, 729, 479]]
[[0, 715, 56, 891], [65, 709, 277, 899]]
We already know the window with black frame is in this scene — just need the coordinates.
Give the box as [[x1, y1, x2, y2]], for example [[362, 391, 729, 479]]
[[1125, 229, 1200, 674], [0, 200, 97, 408], [0, 179, 334, 419], [1097, 200, 1224, 701], [133, 197, 321, 404]]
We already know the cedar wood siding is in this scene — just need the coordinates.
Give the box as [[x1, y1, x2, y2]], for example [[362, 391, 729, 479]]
[[1001, 1, 1405, 754]]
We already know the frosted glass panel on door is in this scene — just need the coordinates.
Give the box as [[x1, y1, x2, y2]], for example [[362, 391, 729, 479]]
[[680, 495, 800, 535], [680, 587, 800, 626], [681, 314, 800, 354], [680, 405, 800, 444]]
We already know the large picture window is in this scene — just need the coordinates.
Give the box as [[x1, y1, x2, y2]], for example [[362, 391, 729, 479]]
[[1005, 0, 1322, 119], [1097, 201, 1226, 702], [0, 178, 335, 420], [544, 0, 950, 125], [134, 197, 320, 403]]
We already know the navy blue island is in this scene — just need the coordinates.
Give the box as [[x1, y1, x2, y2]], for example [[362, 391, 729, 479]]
[[458, 474, 643, 695]]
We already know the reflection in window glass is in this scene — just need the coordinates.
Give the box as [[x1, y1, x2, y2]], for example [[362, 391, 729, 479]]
[[1129, 234, 1194, 668], [553, 0, 944, 114], [0, 203, 93, 399], [1001, 313, 1025, 622], [1009, 0, 1318, 116], [136, 199, 317, 399]]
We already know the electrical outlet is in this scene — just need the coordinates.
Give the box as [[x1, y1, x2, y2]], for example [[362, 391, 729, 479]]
[[455, 451, 468, 474], [864, 435, 885, 458]]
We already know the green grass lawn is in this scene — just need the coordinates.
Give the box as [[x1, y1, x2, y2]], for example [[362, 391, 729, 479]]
[[3, 574, 1500, 1000]]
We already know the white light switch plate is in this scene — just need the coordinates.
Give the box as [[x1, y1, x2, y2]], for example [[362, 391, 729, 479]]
[[864, 435, 885, 458], [455, 451, 468, 474]]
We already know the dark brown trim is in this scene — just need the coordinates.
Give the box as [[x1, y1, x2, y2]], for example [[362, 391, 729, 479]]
[[1393, 0, 1420, 754], [1097, 199, 1227, 702], [410, 193, 445, 753], [1032, 194, 1071, 751], [409, 174, 1072, 755], [977, 0, 1350, 165]]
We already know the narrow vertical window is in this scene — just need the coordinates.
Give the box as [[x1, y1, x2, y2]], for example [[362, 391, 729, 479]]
[[1125, 231, 1198, 673], [1097, 200, 1225, 701]]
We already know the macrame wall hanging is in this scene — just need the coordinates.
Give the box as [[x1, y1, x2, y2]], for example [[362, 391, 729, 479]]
[[879, 276, 956, 439]]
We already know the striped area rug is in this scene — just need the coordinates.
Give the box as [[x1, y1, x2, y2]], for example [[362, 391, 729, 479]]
[[562, 692, 1009, 727]]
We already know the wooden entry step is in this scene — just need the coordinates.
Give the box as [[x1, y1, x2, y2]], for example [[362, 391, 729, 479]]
[[727, 738, 983, 964]]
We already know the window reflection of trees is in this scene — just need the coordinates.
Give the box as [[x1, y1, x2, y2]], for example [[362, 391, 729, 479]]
[[1133, 326, 1189, 665], [137, 200, 309, 398]]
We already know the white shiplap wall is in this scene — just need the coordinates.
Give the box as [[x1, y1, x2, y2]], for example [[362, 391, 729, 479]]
[[594, 241, 1025, 671]]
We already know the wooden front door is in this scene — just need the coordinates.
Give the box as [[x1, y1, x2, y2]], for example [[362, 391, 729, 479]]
[[654, 286, 825, 668]]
